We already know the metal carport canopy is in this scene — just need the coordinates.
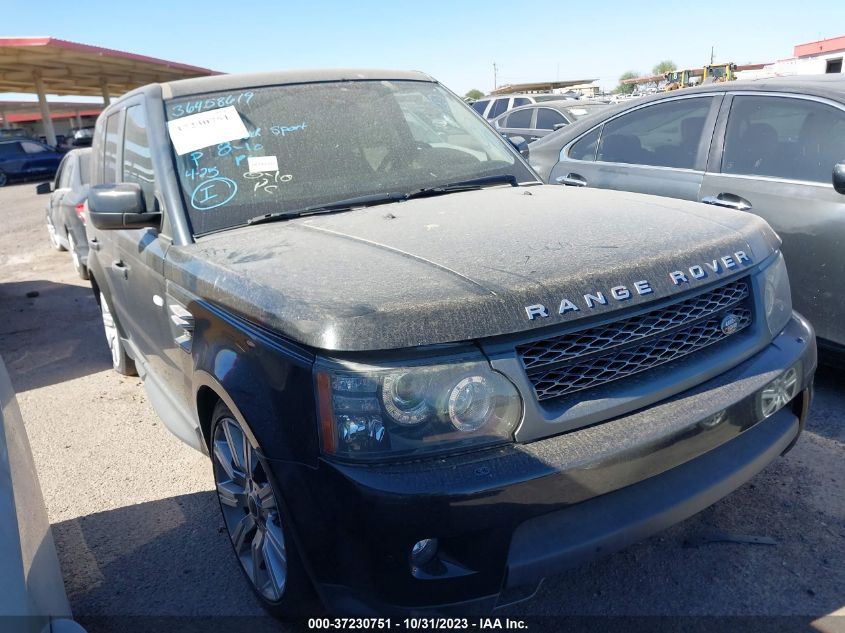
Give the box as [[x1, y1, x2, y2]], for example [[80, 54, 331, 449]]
[[0, 36, 218, 145]]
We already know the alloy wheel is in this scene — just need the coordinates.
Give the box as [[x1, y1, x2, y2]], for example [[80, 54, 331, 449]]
[[213, 415, 288, 602]]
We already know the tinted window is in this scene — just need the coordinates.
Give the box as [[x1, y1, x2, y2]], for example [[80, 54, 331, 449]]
[[123, 105, 156, 209], [472, 100, 489, 114], [53, 156, 68, 186], [597, 97, 713, 169], [103, 113, 121, 182], [721, 95, 845, 183], [0, 142, 19, 156], [21, 141, 47, 154], [513, 98, 530, 107], [505, 108, 533, 129], [536, 108, 567, 130], [488, 98, 509, 119], [569, 127, 601, 161]]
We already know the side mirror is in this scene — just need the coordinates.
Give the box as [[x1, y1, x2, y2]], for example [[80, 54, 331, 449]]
[[508, 135, 530, 159], [553, 123, 567, 130], [36, 182, 52, 195], [88, 183, 160, 230], [834, 162, 845, 195]]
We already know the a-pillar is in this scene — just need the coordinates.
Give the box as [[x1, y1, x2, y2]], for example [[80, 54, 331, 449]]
[[33, 71, 57, 146]]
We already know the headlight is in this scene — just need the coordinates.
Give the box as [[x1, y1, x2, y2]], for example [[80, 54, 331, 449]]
[[761, 252, 792, 338], [316, 358, 522, 460]]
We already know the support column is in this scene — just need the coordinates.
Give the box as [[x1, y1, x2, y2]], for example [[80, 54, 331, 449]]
[[100, 78, 111, 106], [33, 71, 57, 146], [75, 110, 83, 129], [0, 108, 8, 129]]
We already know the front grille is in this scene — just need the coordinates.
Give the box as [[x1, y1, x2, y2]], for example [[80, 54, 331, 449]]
[[517, 278, 752, 401]]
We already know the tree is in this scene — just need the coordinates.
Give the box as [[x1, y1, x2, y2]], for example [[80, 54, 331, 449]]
[[465, 89, 484, 100], [615, 71, 640, 94], [652, 60, 677, 75]]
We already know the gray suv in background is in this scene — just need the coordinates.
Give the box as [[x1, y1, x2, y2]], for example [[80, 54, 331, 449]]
[[83, 69, 814, 617], [529, 75, 845, 355]]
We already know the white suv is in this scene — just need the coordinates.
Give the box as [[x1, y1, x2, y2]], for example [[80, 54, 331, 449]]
[[471, 93, 577, 120]]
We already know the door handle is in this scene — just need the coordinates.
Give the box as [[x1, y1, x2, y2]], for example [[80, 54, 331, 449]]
[[701, 193, 752, 211], [112, 259, 129, 280], [529, 136, 540, 142], [555, 173, 588, 187]]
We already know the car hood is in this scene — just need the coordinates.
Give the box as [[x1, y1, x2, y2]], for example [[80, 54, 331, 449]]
[[166, 185, 779, 352]]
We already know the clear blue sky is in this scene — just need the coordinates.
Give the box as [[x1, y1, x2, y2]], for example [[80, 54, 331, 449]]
[[2, 0, 841, 100]]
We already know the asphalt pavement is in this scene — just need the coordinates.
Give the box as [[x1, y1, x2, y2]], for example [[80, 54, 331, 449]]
[[0, 182, 842, 633]]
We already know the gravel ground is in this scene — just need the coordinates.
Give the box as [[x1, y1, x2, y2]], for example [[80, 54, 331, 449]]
[[0, 182, 842, 632]]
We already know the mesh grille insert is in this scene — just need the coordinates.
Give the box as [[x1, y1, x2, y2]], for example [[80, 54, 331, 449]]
[[517, 278, 752, 401]]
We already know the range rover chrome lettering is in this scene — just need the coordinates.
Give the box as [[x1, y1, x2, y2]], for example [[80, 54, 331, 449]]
[[83, 69, 815, 618], [525, 250, 753, 320]]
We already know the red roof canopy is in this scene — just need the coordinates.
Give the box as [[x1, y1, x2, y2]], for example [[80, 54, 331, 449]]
[[0, 36, 218, 97]]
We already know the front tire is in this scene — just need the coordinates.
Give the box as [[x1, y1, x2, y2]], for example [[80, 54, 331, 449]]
[[211, 401, 320, 619], [67, 232, 89, 280], [98, 292, 136, 376], [0, 170, 7, 187], [47, 218, 66, 251]]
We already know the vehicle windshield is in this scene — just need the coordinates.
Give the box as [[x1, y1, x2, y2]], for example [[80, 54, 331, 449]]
[[165, 80, 534, 235]]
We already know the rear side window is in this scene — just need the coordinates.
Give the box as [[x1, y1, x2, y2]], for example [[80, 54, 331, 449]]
[[721, 95, 845, 183], [513, 97, 531, 107], [569, 127, 601, 161], [596, 97, 713, 169], [103, 113, 121, 183], [0, 142, 18, 156], [488, 98, 509, 119], [536, 108, 566, 130], [123, 105, 157, 209], [471, 100, 489, 114], [505, 108, 533, 129]]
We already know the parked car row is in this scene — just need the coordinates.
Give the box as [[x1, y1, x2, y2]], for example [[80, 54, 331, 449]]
[[58, 68, 815, 619], [527, 74, 845, 353], [470, 92, 579, 119]]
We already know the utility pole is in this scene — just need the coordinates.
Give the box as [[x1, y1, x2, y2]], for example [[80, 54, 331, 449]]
[[493, 62, 499, 92], [710, 46, 714, 64]]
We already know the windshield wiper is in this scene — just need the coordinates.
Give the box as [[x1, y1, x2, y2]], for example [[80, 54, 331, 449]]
[[404, 174, 519, 199], [246, 192, 407, 226], [245, 175, 520, 227]]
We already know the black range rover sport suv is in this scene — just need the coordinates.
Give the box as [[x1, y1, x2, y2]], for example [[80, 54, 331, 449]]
[[83, 69, 815, 617]]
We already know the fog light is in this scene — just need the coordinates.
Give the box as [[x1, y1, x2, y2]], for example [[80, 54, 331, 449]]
[[410, 538, 438, 567], [758, 367, 800, 419]]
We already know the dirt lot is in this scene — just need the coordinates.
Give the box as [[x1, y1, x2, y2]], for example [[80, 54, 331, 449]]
[[0, 182, 843, 632]]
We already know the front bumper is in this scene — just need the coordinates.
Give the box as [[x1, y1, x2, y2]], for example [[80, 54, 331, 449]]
[[272, 313, 816, 615]]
